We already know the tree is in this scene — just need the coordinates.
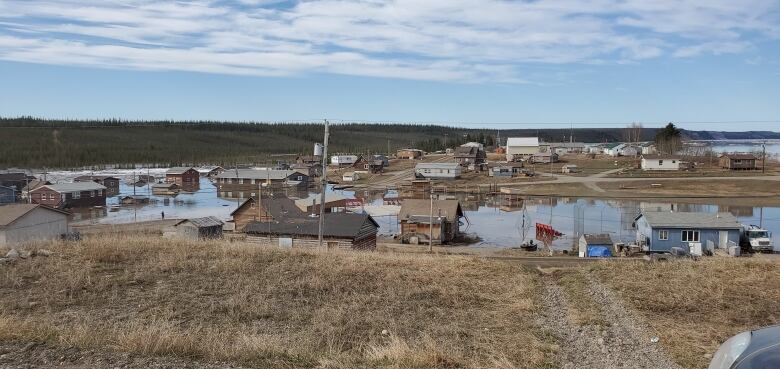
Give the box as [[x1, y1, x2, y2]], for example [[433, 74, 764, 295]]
[[623, 122, 643, 144], [655, 122, 682, 154]]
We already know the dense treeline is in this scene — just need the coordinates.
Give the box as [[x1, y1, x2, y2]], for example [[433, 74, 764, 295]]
[[0, 117, 668, 168]]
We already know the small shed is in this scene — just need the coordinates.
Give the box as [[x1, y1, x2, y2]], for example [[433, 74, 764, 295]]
[[578, 234, 613, 258], [342, 171, 360, 182], [561, 164, 579, 174], [0, 204, 70, 246], [719, 153, 757, 170], [530, 152, 559, 164], [171, 217, 224, 239]]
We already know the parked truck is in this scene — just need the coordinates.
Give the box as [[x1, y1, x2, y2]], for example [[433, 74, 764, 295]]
[[740, 225, 774, 253]]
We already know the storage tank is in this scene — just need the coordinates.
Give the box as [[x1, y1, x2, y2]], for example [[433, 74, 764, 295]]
[[314, 143, 324, 156]]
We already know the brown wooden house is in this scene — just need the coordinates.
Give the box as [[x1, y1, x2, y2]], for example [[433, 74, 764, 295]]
[[165, 167, 200, 186], [398, 199, 463, 244], [74, 175, 121, 196], [230, 195, 306, 232], [30, 182, 107, 209], [454, 146, 486, 166], [719, 153, 758, 170], [244, 213, 379, 250]]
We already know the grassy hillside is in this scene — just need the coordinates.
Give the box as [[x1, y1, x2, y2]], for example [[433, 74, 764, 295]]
[[0, 235, 553, 369]]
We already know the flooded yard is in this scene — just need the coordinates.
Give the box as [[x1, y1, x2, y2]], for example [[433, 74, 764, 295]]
[[40, 168, 780, 251]]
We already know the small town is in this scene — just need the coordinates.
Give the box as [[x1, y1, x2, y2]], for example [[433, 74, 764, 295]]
[[2, 2, 780, 369]]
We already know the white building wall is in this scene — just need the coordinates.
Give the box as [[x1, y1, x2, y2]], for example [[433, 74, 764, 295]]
[[1, 208, 69, 246], [641, 158, 680, 171]]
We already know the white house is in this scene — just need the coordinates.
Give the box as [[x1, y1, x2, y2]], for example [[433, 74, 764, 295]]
[[640, 143, 657, 155], [342, 171, 360, 182], [506, 137, 540, 161], [641, 155, 681, 171], [0, 204, 70, 246], [330, 155, 359, 166], [415, 163, 462, 179], [619, 145, 640, 157]]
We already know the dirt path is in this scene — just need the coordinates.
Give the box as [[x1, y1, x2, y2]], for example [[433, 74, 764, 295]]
[[536, 274, 683, 369]]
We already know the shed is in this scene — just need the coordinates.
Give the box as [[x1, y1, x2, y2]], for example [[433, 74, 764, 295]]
[[634, 211, 741, 254], [454, 146, 486, 166], [0, 185, 16, 205], [342, 171, 360, 182], [530, 152, 559, 164], [165, 167, 200, 186], [171, 217, 224, 239], [0, 204, 70, 246], [330, 155, 359, 166], [230, 195, 306, 232], [578, 234, 613, 258], [719, 153, 757, 170], [561, 164, 579, 174], [641, 155, 681, 171]]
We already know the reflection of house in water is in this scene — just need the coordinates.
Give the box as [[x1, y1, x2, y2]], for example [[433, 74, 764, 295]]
[[718, 205, 754, 217], [69, 207, 108, 222], [640, 202, 673, 213], [216, 169, 310, 193]]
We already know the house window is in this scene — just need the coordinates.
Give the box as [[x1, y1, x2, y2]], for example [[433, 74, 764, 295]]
[[73, 191, 80, 199], [91, 191, 95, 197], [658, 230, 669, 240], [658, 160, 663, 165], [681, 230, 700, 242]]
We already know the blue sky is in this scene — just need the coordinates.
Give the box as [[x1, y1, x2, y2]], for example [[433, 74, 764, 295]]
[[1, 0, 779, 131]]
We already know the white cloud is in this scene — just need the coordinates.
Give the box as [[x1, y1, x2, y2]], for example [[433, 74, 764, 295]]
[[0, 0, 777, 82]]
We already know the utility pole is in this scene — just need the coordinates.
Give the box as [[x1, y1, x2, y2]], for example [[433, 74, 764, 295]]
[[762, 143, 766, 174], [429, 193, 434, 253], [444, 133, 448, 150], [318, 119, 330, 249]]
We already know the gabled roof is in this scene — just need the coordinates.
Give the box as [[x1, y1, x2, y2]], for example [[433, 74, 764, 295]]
[[415, 163, 460, 170], [641, 155, 680, 160], [175, 216, 224, 228], [0, 173, 34, 181], [231, 195, 307, 218], [216, 169, 306, 180], [399, 199, 463, 222], [21, 180, 50, 192], [506, 137, 539, 147], [582, 234, 613, 245], [41, 182, 107, 192], [637, 211, 741, 229], [454, 146, 479, 157], [73, 175, 120, 182], [719, 153, 758, 160], [152, 182, 179, 188], [293, 193, 349, 211], [244, 213, 378, 238], [0, 204, 70, 228], [166, 167, 197, 175]]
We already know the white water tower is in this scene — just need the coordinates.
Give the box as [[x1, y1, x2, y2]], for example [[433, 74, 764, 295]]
[[314, 143, 324, 156]]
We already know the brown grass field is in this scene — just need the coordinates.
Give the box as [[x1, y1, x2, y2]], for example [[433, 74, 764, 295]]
[[0, 235, 554, 369], [592, 259, 780, 369]]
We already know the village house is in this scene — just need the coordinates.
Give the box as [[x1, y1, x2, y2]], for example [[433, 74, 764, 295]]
[[0, 204, 70, 246], [454, 145, 487, 167], [196, 166, 225, 178], [489, 163, 526, 178], [371, 155, 390, 167], [396, 149, 424, 160], [505, 137, 539, 161], [0, 185, 16, 205], [166, 217, 224, 240], [641, 155, 681, 171], [0, 172, 37, 192], [634, 211, 742, 254], [120, 195, 150, 205], [20, 180, 50, 200], [561, 164, 579, 173], [296, 155, 322, 166], [294, 193, 354, 215], [352, 156, 385, 173], [330, 155, 359, 167], [165, 167, 200, 186], [342, 171, 361, 182], [719, 153, 758, 170], [398, 199, 464, 244], [291, 163, 321, 178], [216, 169, 310, 195], [529, 152, 559, 164], [30, 182, 107, 209], [549, 142, 586, 154], [74, 175, 121, 196], [244, 213, 379, 250], [578, 234, 614, 258], [414, 163, 462, 179], [230, 195, 305, 232], [640, 142, 657, 155], [152, 182, 180, 195]]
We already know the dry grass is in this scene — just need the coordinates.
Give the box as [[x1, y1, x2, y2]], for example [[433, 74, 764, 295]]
[[0, 235, 553, 369], [592, 259, 780, 369]]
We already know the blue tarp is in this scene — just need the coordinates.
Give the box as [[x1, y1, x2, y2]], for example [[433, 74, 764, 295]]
[[587, 246, 612, 258]]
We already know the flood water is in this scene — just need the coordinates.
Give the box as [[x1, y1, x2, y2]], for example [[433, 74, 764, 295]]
[[41, 168, 780, 251]]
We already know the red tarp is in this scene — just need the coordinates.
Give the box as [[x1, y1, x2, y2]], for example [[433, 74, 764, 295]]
[[536, 223, 563, 243]]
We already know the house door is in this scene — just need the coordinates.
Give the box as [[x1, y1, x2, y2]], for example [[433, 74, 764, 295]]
[[719, 231, 729, 249]]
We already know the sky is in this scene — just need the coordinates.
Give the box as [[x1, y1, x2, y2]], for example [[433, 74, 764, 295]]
[[0, 0, 779, 130]]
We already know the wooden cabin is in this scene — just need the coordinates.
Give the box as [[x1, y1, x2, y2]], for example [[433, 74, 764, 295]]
[[398, 199, 464, 244], [719, 153, 758, 170], [165, 167, 200, 186], [74, 175, 121, 196], [244, 213, 379, 250], [30, 182, 107, 209], [230, 195, 305, 232]]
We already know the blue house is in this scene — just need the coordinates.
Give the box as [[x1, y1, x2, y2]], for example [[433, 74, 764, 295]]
[[0, 185, 16, 205], [634, 211, 741, 253]]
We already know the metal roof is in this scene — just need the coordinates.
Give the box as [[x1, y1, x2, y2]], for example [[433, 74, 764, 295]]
[[641, 155, 680, 160], [638, 211, 741, 229], [244, 213, 378, 238], [175, 216, 224, 228], [216, 169, 306, 180], [399, 199, 463, 222], [583, 234, 613, 245], [43, 182, 107, 192], [0, 204, 70, 227], [294, 193, 349, 211], [73, 175, 120, 181], [415, 163, 460, 170], [720, 153, 758, 160], [506, 137, 539, 147], [166, 167, 197, 175]]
